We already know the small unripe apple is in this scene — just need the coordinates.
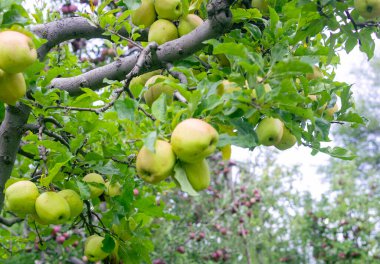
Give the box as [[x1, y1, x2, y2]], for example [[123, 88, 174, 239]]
[[35, 192, 71, 224], [84, 235, 110, 262], [354, 0, 380, 19], [177, 14, 203, 37], [0, 69, 26, 105], [131, 0, 157, 28], [104, 181, 122, 197], [58, 189, 84, 219], [5, 180, 39, 216], [154, 0, 183, 20], [148, 19, 178, 45], [83, 173, 105, 198], [255, 117, 284, 146]]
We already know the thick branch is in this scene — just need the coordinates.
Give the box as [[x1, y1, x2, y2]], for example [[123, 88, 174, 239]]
[[0, 216, 23, 227], [49, 12, 232, 95]]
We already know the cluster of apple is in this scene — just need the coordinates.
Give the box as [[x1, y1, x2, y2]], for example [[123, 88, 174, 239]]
[[136, 118, 219, 191], [0, 30, 37, 105], [4, 180, 83, 225], [131, 0, 203, 45]]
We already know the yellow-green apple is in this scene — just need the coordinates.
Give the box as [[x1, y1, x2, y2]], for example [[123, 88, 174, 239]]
[[0, 30, 37, 73], [255, 117, 284, 146], [216, 80, 241, 96], [104, 181, 122, 197], [306, 66, 323, 80], [354, 0, 380, 19], [307, 94, 327, 114], [154, 0, 183, 20], [4, 180, 39, 216], [57, 189, 84, 219], [148, 19, 178, 45], [143, 75, 175, 106], [129, 70, 162, 97], [251, 83, 271, 99], [170, 118, 219, 162], [131, 0, 157, 27], [252, 0, 269, 14], [0, 69, 26, 105], [182, 159, 210, 191], [35, 192, 71, 224], [82, 173, 105, 198], [325, 96, 341, 117], [136, 140, 176, 184], [84, 235, 110, 262], [177, 14, 203, 37], [275, 126, 297, 150]]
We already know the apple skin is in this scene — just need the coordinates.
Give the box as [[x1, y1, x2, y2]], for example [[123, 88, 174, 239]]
[[35, 192, 71, 224], [0, 31, 37, 73], [275, 126, 297, 150], [0, 69, 26, 105], [154, 0, 183, 21], [251, 83, 271, 99], [182, 159, 210, 191], [170, 118, 219, 163], [255, 117, 284, 146], [354, 0, 380, 19], [306, 66, 323, 80], [131, 0, 157, 28], [148, 19, 178, 45], [130, 70, 162, 98], [83, 173, 105, 198], [105, 181, 122, 197], [216, 80, 241, 96], [136, 140, 176, 184], [251, 0, 269, 14], [84, 235, 110, 262], [178, 14, 203, 37], [58, 189, 84, 219], [4, 180, 39, 216], [143, 75, 175, 106]]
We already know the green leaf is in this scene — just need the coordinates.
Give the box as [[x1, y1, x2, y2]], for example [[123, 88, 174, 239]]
[[151, 93, 167, 122], [102, 234, 116, 254], [173, 163, 199, 196], [114, 98, 137, 120], [0, 103, 4, 122], [40, 156, 73, 187], [317, 146, 356, 160], [143, 131, 157, 153], [77, 181, 91, 200]]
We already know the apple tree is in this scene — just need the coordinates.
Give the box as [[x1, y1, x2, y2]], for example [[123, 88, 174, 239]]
[[0, 0, 377, 263]]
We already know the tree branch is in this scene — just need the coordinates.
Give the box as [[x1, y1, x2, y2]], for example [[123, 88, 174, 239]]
[[0, 216, 23, 226]]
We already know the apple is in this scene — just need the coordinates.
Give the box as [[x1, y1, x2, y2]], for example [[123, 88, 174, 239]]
[[170, 118, 219, 163], [325, 96, 341, 117], [154, 0, 183, 21], [83, 173, 105, 198], [274, 126, 297, 150], [354, 0, 380, 19], [0, 69, 26, 105], [216, 80, 241, 96], [57, 189, 84, 219], [306, 66, 323, 80], [0, 30, 37, 74], [104, 181, 122, 197], [182, 159, 210, 191], [148, 19, 178, 45], [136, 140, 176, 184], [129, 70, 162, 98], [255, 117, 284, 146], [177, 14, 203, 37], [131, 0, 157, 28], [4, 180, 39, 215], [84, 235, 110, 262], [35, 192, 71, 224], [251, 0, 269, 14], [143, 75, 175, 106], [251, 83, 271, 99]]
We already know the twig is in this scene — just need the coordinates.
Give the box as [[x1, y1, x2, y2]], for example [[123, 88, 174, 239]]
[[0, 216, 23, 226], [24, 123, 70, 149], [194, 55, 211, 70], [344, 9, 361, 46], [109, 154, 136, 165], [18, 148, 40, 160], [166, 63, 188, 84], [43, 117, 63, 128], [34, 222, 44, 246]]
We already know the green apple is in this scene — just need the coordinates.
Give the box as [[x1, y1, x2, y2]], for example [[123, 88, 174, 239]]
[[275, 126, 297, 150], [131, 0, 157, 27], [251, 83, 271, 99], [136, 140, 176, 184], [84, 235, 110, 262], [255, 117, 284, 146], [0, 30, 37, 73], [251, 0, 269, 14], [105, 181, 122, 197], [306, 66, 323, 80], [354, 0, 380, 19], [178, 14, 203, 37], [130, 70, 162, 98], [143, 75, 175, 106], [0, 69, 26, 105], [83, 173, 105, 198], [148, 19, 178, 45], [35, 192, 71, 224], [170, 118, 219, 163], [4, 180, 39, 215], [182, 159, 210, 191], [325, 96, 341, 117], [58, 189, 84, 219], [216, 80, 241, 96], [154, 0, 183, 21]]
